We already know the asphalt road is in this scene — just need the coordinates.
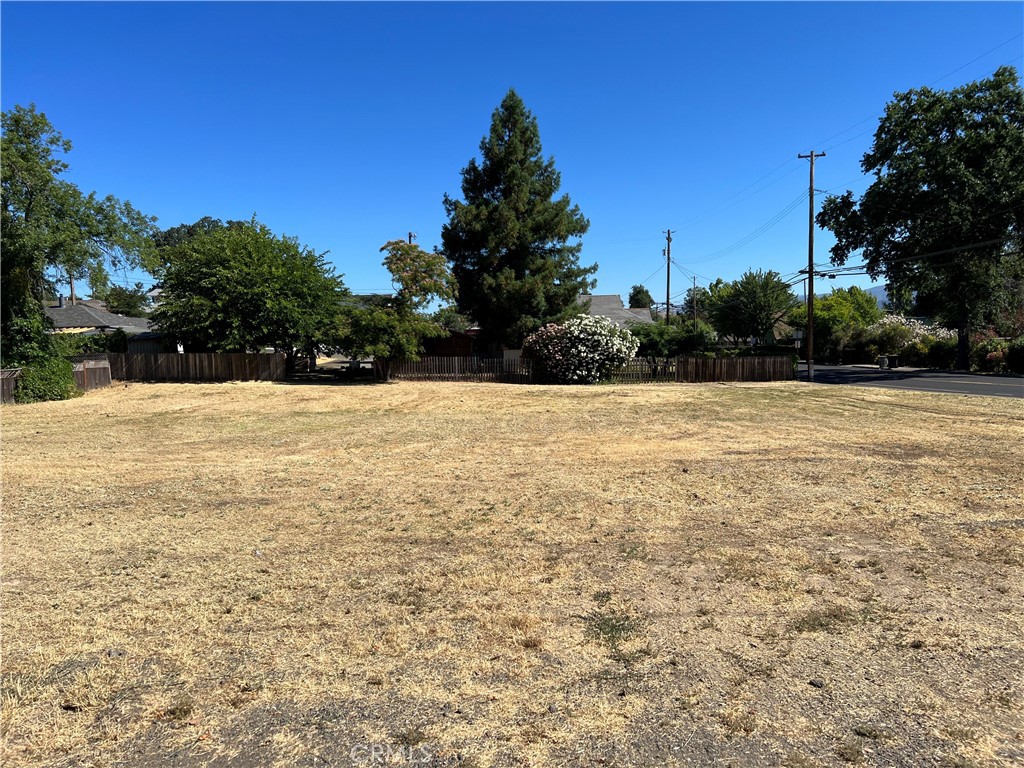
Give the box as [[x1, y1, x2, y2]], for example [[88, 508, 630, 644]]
[[802, 364, 1024, 399]]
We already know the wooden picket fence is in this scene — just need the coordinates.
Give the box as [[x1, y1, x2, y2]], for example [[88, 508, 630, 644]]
[[107, 352, 286, 382], [391, 355, 794, 384], [675, 355, 795, 383], [390, 356, 532, 383], [610, 359, 678, 383]]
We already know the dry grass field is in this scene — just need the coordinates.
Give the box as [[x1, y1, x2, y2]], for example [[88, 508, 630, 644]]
[[2, 380, 1022, 768]]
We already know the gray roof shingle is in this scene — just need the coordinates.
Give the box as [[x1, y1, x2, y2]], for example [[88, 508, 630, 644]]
[[44, 304, 151, 332], [576, 294, 654, 330]]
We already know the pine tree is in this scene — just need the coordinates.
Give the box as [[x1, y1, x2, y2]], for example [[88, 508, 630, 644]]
[[441, 89, 595, 348]]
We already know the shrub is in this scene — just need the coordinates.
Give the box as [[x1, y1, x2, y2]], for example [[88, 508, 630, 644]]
[[14, 357, 80, 403], [900, 341, 930, 367], [971, 338, 1009, 373], [50, 330, 129, 356], [926, 337, 958, 370], [523, 315, 638, 384], [629, 320, 716, 359], [858, 315, 957, 367], [1006, 337, 1024, 374]]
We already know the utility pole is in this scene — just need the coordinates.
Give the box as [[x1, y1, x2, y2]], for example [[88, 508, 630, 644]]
[[692, 276, 698, 333], [798, 151, 825, 382], [408, 232, 417, 245], [664, 230, 673, 325]]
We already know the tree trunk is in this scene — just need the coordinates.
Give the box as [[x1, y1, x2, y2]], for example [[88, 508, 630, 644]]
[[956, 314, 970, 371], [373, 358, 392, 382]]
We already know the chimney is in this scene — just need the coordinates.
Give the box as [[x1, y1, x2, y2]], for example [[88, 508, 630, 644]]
[[58, 295, 65, 308]]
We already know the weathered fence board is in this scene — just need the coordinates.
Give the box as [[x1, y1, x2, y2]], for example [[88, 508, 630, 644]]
[[610, 359, 678, 383], [675, 355, 794, 383], [69, 354, 113, 391], [107, 352, 286, 382], [391, 356, 531, 383], [391, 355, 794, 384], [1, 368, 21, 404]]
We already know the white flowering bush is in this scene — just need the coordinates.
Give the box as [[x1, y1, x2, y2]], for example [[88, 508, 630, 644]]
[[866, 314, 956, 346], [522, 315, 639, 384], [855, 313, 957, 367]]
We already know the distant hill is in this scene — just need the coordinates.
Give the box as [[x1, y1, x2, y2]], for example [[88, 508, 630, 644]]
[[866, 285, 888, 308]]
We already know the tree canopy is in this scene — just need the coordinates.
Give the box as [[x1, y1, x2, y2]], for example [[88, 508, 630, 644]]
[[151, 218, 347, 366], [341, 239, 457, 380], [1, 104, 155, 367], [817, 66, 1024, 368], [707, 270, 799, 344], [441, 89, 596, 349], [628, 320, 716, 359], [94, 282, 151, 317], [627, 284, 654, 309], [790, 286, 883, 362], [339, 239, 456, 380]]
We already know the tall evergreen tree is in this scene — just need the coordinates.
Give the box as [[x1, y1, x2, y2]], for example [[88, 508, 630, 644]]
[[441, 89, 595, 348]]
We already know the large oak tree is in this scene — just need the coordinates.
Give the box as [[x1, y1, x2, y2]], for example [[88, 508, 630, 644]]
[[817, 66, 1024, 369]]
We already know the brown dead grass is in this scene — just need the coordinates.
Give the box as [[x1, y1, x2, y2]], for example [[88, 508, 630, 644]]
[[2, 380, 1022, 767]]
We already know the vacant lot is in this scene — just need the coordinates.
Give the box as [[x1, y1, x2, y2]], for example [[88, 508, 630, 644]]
[[2, 381, 1022, 768]]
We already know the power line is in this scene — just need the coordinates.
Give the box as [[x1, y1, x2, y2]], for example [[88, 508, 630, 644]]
[[679, 158, 803, 228], [688, 190, 808, 264], [811, 32, 1023, 153], [818, 237, 1018, 277], [927, 33, 1023, 88]]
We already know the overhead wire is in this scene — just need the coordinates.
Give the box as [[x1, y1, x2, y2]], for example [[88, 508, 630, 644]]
[[687, 190, 808, 265]]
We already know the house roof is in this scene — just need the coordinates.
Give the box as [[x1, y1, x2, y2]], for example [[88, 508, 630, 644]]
[[577, 294, 654, 330], [44, 303, 152, 333]]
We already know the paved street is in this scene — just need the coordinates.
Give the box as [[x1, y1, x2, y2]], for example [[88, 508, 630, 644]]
[[802, 364, 1024, 399]]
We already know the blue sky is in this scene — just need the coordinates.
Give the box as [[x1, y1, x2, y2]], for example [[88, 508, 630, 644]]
[[2, 2, 1022, 307]]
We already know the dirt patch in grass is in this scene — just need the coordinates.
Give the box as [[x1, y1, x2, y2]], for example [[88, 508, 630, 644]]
[[2, 381, 1023, 767]]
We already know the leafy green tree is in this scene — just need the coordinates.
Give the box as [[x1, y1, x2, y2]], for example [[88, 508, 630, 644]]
[[342, 240, 457, 380], [151, 218, 347, 369], [790, 286, 883, 362], [430, 305, 473, 332], [441, 89, 596, 349], [150, 217, 248, 271], [817, 66, 1024, 369], [93, 282, 151, 317], [681, 285, 712, 325], [628, 320, 716, 360], [627, 284, 654, 309], [707, 270, 799, 344], [2, 104, 154, 374]]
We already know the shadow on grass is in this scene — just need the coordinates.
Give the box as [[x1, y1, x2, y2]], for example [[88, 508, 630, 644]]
[[280, 372, 387, 387]]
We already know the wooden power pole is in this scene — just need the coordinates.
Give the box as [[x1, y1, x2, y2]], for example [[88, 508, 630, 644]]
[[692, 276, 698, 333], [798, 151, 825, 382], [664, 230, 673, 325]]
